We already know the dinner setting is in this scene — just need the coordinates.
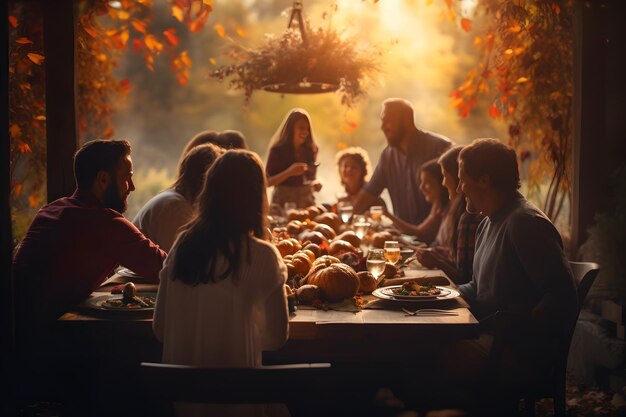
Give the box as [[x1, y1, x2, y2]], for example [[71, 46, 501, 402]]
[[5, 1, 623, 417]]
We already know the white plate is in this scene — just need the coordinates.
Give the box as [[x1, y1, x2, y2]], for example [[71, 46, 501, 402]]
[[84, 292, 157, 312], [117, 267, 145, 279], [373, 286, 459, 303]]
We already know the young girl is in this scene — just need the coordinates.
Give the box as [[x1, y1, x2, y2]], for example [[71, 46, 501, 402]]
[[154, 150, 289, 416], [385, 159, 450, 245], [266, 108, 322, 208]]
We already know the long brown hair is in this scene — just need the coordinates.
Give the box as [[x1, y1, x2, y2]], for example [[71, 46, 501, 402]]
[[265, 108, 318, 162], [438, 146, 465, 255], [172, 150, 269, 285], [172, 143, 223, 204]]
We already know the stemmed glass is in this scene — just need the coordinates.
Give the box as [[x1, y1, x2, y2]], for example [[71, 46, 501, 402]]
[[352, 215, 371, 239], [337, 201, 354, 223], [366, 249, 386, 284], [370, 205, 383, 227], [383, 241, 401, 266]]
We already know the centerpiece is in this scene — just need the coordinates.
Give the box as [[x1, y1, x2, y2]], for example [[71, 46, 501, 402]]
[[209, 1, 380, 106]]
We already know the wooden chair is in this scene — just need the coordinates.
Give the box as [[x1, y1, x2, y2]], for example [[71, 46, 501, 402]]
[[485, 261, 600, 417], [138, 362, 375, 417]]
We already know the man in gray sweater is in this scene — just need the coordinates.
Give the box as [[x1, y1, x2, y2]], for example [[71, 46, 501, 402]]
[[455, 138, 577, 379]]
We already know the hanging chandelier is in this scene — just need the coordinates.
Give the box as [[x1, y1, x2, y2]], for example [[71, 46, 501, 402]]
[[209, 0, 380, 106]]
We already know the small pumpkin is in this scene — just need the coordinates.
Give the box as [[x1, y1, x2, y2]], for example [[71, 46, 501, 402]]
[[276, 240, 296, 257], [291, 252, 312, 276], [302, 249, 316, 263], [307, 263, 360, 302], [371, 231, 394, 249], [313, 212, 342, 233], [335, 230, 361, 248], [313, 223, 337, 240], [296, 284, 320, 304], [298, 230, 328, 246], [286, 220, 304, 236], [305, 205, 322, 219], [288, 209, 310, 222], [357, 271, 378, 294], [311, 255, 341, 269], [303, 243, 321, 258], [328, 239, 357, 256]]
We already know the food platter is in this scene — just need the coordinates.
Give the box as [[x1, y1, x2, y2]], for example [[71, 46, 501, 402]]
[[84, 292, 157, 312], [379, 286, 451, 300], [372, 286, 459, 303]]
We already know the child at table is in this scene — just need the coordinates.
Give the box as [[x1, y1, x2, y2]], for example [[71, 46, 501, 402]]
[[153, 150, 289, 417]]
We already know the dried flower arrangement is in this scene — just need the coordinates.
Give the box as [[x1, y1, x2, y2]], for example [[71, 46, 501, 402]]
[[210, 10, 380, 107]]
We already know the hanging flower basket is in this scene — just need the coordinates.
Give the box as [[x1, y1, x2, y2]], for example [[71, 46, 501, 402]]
[[209, 4, 380, 106]]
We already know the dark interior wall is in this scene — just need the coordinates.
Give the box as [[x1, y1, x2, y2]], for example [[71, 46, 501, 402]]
[[573, 0, 626, 253]]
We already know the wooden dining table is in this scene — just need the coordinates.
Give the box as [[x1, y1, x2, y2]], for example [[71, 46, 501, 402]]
[[58, 267, 479, 363], [51, 266, 480, 415]]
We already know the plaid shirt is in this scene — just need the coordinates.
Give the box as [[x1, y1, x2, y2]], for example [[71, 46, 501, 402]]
[[455, 211, 484, 284]]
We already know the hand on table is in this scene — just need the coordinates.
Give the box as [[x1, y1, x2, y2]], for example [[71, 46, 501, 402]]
[[415, 248, 444, 269]]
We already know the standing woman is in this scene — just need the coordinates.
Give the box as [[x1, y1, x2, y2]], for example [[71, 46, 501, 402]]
[[154, 150, 289, 416], [266, 108, 322, 208]]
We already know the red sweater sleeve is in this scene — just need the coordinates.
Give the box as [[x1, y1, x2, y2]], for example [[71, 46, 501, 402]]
[[107, 215, 167, 283]]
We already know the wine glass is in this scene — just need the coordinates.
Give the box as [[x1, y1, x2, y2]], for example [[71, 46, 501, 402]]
[[337, 201, 354, 223], [370, 205, 383, 224], [383, 241, 401, 265], [353, 217, 371, 239], [366, 249, 386, 283]]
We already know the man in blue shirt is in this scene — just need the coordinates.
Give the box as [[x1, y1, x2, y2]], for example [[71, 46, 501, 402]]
[[353, 98, 452, 224]]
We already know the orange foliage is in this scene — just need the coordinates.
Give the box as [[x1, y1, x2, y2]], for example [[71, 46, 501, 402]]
[[443, 0, 574, 223]]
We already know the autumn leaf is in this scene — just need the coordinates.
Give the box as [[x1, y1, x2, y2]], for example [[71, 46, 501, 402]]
[[26, 53, 45, 65], [15, 37, 33, 44], [209, 57, 217, 65], [131, 18, 148, 34], [29, 193, 41, 208], [119, 79, 132, 93], [34, 115, 46, 121], [488, 104, 501, 118], [236, 27, 247, 38], [9, 15, 18, 28], [120, 30, 129, 46], [13, 183, 23, 198], [163, 28, 179, 46], [461, 18, 472, 32], [17, 141, 32, 153], [83, 24, 98, 38], [214, 23, 226, 38], [144, 34, 163, 53], [172, 5, 184, 22], [516, 76, 530, 83], [450, 97, 463, 109], [132, 39, 144, 53], [9, 124, 22, 139]]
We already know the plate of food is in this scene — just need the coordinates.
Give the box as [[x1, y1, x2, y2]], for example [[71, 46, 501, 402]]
[[86, 283, 156, 311], [373, 283, 459, 302]]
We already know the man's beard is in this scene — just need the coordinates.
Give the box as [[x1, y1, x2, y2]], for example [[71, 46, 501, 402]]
[[103, 180, 126, 213]]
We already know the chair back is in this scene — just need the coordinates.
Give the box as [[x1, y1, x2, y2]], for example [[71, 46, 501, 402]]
[[569, 261, 600, 310], [140, 362, 333, 405]]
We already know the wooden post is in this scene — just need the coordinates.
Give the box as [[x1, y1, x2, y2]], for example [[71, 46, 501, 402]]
[[1, 3, 17, 416], [43, 0, 78, 202], [571, 0, 626, 255]]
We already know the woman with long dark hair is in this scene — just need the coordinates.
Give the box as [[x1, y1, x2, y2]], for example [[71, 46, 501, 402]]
[[133, 143, 223, 251], [153, 150, 289, 416], [265, 108, 322, 208]]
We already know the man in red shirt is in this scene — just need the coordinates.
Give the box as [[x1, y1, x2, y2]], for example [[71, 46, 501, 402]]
[[13, 139, 167, 329]]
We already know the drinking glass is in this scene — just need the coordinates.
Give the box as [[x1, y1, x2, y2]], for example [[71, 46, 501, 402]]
[[366, 249, 386, 283], [383, 241, 401, 265], [337, 201, 354, 223], [370, 205, 383, 222], [353, 218, 371, 239]]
